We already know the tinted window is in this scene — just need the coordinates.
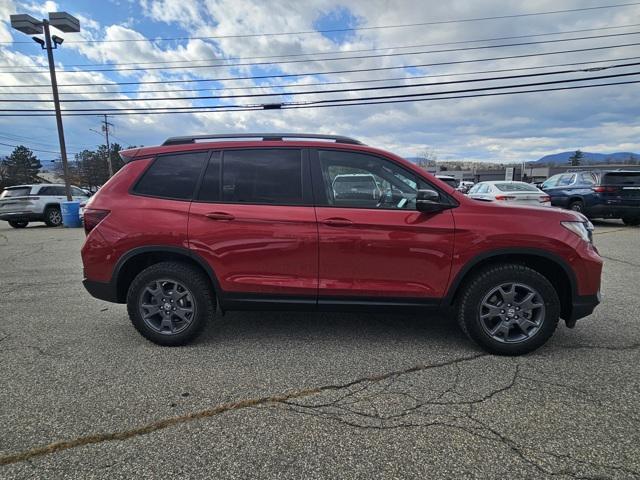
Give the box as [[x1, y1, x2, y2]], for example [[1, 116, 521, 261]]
[[71, 187, 87, 196], [221, 149, 303, 204], [438, 177, 459, 188], [602, 172, 640, 186], [1, 187, 31, 198], [39, 186, 65, 196], [318, 150, 427, 210], [197, 154, 221, 202], [134, 152, 208, 200]]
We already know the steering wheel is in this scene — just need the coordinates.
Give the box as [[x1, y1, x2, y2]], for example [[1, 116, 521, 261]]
[[376, 189, 392, 207]]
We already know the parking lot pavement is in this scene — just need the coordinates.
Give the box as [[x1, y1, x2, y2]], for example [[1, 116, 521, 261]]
[[0, 221, 639, 479]]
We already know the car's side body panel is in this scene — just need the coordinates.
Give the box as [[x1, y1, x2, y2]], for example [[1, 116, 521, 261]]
[[315, 206, 455, 298]]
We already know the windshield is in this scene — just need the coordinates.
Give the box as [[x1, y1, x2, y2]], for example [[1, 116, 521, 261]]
[[602, 172, 640, 186], [494, 183, 539, 192], [1, 187, 31, 198]]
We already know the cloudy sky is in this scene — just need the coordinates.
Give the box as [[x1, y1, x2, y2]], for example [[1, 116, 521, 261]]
[[0, 0, 639, 167]]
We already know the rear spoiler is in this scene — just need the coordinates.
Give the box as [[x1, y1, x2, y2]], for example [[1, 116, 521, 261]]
[[120, 149, 140, 163]]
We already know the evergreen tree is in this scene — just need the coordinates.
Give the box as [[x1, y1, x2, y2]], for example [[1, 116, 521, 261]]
[[569, 150, 584, 166], [3, 146, 41, 185]]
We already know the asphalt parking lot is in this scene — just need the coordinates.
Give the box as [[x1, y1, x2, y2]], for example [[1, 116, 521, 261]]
[[0, 221, 639, 479]]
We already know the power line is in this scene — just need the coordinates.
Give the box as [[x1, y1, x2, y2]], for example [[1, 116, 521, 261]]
[[4, 42, 640, 88], [0, 80, 635, 116], [0, 141, 80, 155], [3, 2, 639, 45], [1, 56, 638, 97], [4, 31, 640, 74], [2, 23, 639, 70], [1, 71, 637, 113], [2, 62, 637, 104]]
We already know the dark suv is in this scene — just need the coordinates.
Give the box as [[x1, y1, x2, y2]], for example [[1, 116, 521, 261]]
[[541, 170, 640, 225], [81, 134, 603, 355]]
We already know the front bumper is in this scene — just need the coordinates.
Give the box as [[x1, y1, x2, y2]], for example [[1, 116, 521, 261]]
[[565, 291, 601, 327]]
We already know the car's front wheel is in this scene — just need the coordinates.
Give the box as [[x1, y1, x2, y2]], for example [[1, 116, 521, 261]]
[[457, 264, 560, 356], [8, 220, 28, 228], [622, 216, 640, 226], [126, 261, 215, 346]]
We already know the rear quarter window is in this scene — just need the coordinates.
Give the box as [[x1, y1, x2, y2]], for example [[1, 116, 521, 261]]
[[1, 187, 31, 198], [134, 152, 209, 200]]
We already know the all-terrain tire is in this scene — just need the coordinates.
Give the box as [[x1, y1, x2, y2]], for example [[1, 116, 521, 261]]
[[126, 261, 215, 346], [456, 264, 560, 356]]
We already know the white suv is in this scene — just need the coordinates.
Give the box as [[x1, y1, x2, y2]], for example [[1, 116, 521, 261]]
[[0, 184, 89, 228]]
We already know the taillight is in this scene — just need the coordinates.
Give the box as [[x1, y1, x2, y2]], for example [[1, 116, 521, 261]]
[[539, 195, 550, 203], [83, 208, 109, 234], [592, 185, 619, 193], [495, 195, 516, 201]]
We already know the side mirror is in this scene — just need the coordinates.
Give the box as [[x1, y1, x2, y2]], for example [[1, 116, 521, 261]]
[[416, 189, 450, 213]]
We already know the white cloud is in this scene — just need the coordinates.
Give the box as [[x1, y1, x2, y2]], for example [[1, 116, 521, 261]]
[[0, 0, 638, 161]]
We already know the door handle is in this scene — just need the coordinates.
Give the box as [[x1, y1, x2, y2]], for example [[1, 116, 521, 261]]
[[205, 212, 235, 221], [322, 217, 353, 227]]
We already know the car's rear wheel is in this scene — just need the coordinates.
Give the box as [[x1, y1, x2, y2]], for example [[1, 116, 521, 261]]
[[622, 216, 640, 226], [568, 200, 584, 213], [457, 264, 560, 356], [8, 220, 28, 228], [126, 261, 215, 346], [43, 206, 62, 227]]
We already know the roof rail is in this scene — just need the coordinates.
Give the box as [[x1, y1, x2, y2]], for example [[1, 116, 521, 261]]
[[162, 133, 363, 146]]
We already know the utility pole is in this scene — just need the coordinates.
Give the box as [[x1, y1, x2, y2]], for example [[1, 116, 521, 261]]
[[10, 12, 80, 202], [101, 115, 114, 177]]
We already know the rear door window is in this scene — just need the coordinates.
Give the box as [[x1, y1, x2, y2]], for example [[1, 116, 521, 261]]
[[219, 149, 303, 205], [134, 152, 209, 200], [578, 172, 596, 185]]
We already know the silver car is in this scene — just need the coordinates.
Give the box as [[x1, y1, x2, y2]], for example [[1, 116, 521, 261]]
[[468, 181, 551, 206]]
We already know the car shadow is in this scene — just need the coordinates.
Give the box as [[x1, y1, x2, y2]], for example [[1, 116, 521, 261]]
[[192, 309, 469, 349]]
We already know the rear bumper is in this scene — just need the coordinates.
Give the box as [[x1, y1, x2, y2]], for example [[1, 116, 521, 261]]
[[82, 278, 120, 303], [565, 291, 601, 327], [586, 204, 640, 218], [0, 212, 43, 222]]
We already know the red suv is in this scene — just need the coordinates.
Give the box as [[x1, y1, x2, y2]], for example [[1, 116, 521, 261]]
[[81, 134, 602, 355]]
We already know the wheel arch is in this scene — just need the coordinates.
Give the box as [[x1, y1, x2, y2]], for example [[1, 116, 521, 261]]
[[112, 246, 221, 303], [444, 248, 576, 321]]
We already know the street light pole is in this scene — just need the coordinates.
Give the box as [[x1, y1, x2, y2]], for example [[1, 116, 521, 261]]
[[10, 12, 80, 202], [42, 19, 72, 201]]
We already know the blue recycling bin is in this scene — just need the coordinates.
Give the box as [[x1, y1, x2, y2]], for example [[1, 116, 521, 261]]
[[61, 201, 82, 228]]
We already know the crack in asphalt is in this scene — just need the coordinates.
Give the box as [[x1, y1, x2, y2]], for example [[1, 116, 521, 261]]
[[600, 254, 640, 268], [273, 361, 639, 479], [0, 353, 487, 466]]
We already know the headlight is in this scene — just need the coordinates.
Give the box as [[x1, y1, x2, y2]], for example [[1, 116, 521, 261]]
[[561, 220, 594, 243]]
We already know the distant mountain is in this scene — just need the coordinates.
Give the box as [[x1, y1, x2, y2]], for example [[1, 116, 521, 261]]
[[533, 151, 639, 165]]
